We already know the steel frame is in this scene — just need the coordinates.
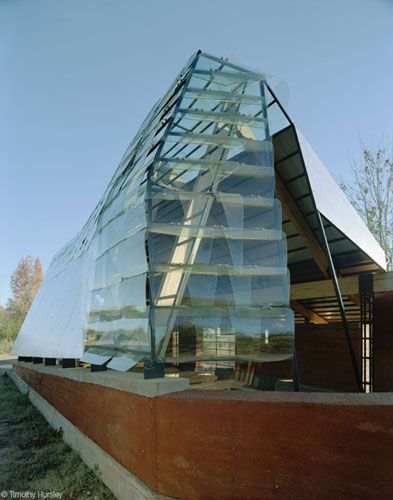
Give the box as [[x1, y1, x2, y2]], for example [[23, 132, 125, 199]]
[[359, 274, 374, 392], [265, 81, 364, 393]]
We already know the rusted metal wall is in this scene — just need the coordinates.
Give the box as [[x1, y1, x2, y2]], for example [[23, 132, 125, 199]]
[[296, 323, 361, 391], [251, 323, 361, 391], [374, 291, 393, 392]]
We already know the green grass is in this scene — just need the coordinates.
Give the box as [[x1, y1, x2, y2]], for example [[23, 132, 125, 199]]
[[0, 373, 115, 499]]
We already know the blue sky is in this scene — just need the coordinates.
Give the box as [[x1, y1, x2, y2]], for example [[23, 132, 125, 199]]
[[1, 0, 392, 304]]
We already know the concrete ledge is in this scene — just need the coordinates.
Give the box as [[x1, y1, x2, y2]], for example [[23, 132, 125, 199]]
[[13, 361, 189, 397], [7, 369, 168, 500], [167, 385, 393, 405], [12, 361, 393, 405]]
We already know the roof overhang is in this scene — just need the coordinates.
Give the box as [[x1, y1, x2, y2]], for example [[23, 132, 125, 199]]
[[272, 124, 387, 284]]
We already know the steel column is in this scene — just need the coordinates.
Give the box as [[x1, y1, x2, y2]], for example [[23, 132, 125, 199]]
[[359, 273, 374, 392], [316, 211, 363, 392]]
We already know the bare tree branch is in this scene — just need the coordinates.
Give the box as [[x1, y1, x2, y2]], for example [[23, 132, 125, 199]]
[[341, 139, 393, 270]]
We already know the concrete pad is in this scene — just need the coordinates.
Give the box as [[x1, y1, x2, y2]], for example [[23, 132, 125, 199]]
[[12, 361, 189, 397]]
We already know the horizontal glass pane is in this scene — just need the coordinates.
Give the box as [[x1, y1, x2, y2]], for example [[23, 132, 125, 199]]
[[149, 190, 275, 208], [148, 223, 283, 241], [107, 354, 144, 371], [192, 68, 264, 84], [175, 108, 266, 127], [152, 263, 287, 278], [185, 87, 263, 104], [96, 204, 147, 257], [86, 317, 150, 353], [92, 230, 147, 290], [90, 273, 147, 312], [156, 157, 274, 177], [166, 132, 271, 152]]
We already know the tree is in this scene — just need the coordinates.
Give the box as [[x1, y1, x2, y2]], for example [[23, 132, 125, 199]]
[[341, 141, 393, 270], [0, 256, 43, 342], [32, 258, 43, 297]]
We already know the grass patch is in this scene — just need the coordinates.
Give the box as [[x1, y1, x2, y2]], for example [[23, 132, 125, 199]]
[[0, 373, 115, 499]]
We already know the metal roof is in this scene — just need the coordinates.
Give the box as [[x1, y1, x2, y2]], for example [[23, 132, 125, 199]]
[[272, 123, 386, 283], [298, 129, 386, 271]]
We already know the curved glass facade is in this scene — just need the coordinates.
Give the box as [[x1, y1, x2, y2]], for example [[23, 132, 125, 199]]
[[12, 52, 294, 372]]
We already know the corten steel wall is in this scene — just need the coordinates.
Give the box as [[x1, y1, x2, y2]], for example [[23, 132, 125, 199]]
[[252, 323, 361, 391], [374, 291, 393, 392], [14, 364, 393, 500], [296, 323, 361, 391]]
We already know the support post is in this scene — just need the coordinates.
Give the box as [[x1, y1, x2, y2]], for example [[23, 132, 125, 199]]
[[144, 362, 165, 379], [292, 350, 300, 392], [62, 358, 76, 368], [316, 211, 363, 392], [91, 362, 109, 372]]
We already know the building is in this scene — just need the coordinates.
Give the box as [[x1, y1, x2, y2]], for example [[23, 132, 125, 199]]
[[10, 52, 393, 499], [12, 51, 390, 393]]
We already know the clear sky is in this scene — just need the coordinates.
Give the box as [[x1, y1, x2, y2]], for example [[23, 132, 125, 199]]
[[1, 0, 392, 304]]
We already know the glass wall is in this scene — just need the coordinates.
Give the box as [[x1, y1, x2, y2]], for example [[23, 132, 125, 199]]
[[12, 52, 294, 373], [147, 54, 293, 369]]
